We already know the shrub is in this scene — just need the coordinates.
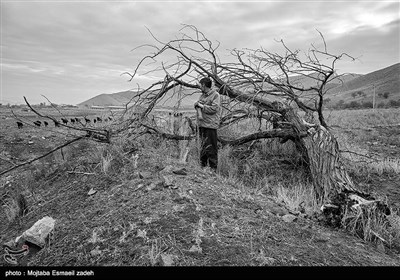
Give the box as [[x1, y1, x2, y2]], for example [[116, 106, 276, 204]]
[[376, 102, 385, 109], [345, 101, 360, 109], [362, 101, 373, 109], [389, 100, 400, 108], [336, 99, 345, 109], [357, 91, 365, 97]]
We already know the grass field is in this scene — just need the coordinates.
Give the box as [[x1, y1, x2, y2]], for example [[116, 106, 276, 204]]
[[1, 106, 400, 266]]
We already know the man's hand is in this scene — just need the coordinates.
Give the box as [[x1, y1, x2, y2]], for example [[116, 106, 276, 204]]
[[194, 102, 204, 109]]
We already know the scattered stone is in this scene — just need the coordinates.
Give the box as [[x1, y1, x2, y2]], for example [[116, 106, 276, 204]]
[[160, 165, 174, 174], [314, 232, 331, 242], [146, 180, 165, 191], [139, 171, 153, 179], [282, 214, 297, 223], [133, 183, 145, 191], [160, 253, 175, 266], [87, 188, 97, 196], [16, 216, 55, 248], [136, 229, 147, 239], [173, 205, 186, 212], [376, 240, 386, 253], [144, 217, 152, 224], [256, 249, 276, 265], [188, 245, 202, 254], [173, 168, 188, 175], [161, 175, 174, 187], [90, 246, 102, 257], [268, 205, 289, 217]]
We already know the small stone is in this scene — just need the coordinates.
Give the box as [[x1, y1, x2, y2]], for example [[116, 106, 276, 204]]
[[161, 175, 174, 187], [139, 172, 153, 179], [376, 240, 385, 253], [17, 216, 55, 248], [88, 188, 97, 196], [282, 214, 297, 223], [173, 205, 185, 212], [173, 168, 188, 175], [188, 245, 202, 254], [160, 165, 174, 174], [268, 205, 288, 217], [90, 246, 102, 257], [161, 253, 175, 266]]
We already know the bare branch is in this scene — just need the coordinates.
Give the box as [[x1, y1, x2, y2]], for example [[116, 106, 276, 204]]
[[0, 136, 85, 177]]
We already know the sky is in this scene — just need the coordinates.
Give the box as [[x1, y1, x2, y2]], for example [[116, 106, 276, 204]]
[[1, 0, 399, 105]]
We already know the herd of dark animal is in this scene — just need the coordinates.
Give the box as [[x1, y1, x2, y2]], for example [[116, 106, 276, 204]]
[[16, 116, 112, 129]]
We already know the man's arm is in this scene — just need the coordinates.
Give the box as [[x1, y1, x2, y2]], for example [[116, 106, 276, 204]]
[[200, 93, 220, 115]]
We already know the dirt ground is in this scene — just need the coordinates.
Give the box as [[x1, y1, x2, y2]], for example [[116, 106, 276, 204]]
[[1, 107, 400, 267]]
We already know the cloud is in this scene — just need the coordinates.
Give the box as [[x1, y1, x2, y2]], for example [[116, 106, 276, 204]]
[[1, 0, 399, 104]]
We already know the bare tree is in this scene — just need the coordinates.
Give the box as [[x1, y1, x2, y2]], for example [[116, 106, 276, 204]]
[[124, 25, 359, 200], [122, 25, 400, 238]]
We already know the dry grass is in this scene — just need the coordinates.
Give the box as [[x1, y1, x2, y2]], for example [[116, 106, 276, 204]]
[[1, 107, 400, 266], [368, 158, 400, 175], [325, 108, 400, 129], [274, 183, 319, 215]]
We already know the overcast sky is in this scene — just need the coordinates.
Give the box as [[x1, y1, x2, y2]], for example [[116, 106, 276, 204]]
[[1, 0, 399, 105]]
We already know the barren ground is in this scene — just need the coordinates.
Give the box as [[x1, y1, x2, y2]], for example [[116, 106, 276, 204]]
[[1, 107, 400, 267]]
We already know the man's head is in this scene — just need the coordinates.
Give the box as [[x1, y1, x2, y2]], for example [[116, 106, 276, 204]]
[[199, 77, 212, 91]]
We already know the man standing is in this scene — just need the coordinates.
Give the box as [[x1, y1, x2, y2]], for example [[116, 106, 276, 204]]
[[194, 77, 221, 171]]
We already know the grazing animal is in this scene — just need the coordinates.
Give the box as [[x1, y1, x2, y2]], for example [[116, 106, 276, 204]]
[[84, 117, 91, 123], [33, 121, 41, 127], [44, 121, 48, 127], [61, 118, 68, 125], [108, 117, 112, 121], [16, 121, 23, 129], [75, 117, 79, 122], [70, 118, 75, 124], [53, 120, 60, 127], [93, 119, 97, 123], [96, 117, 102, 122]]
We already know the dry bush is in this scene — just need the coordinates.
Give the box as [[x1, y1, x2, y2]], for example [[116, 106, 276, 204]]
[[368, 158, 400, 175], [342, 202, 391, 245], [275, 183, 319, 215]]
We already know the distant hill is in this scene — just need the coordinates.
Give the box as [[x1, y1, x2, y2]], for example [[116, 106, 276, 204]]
[[78, 63, 399, 109], [78, 87, 200, 110], [289, 72, 363, 90], [326, 63, 400, 105]]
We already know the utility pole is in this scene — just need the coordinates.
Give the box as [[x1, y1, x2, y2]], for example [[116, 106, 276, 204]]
[[372, 84, 376, 110]]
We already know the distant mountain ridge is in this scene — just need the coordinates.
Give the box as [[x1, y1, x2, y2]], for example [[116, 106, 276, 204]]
[[328, 63, 399, 97], [78, 63, 399, 108]]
